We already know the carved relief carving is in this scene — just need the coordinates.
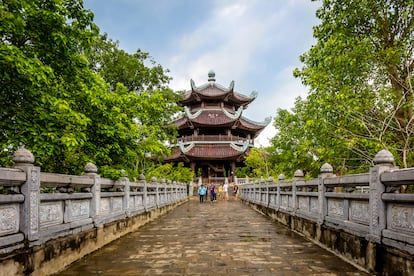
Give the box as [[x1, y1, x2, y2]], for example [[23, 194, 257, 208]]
[[390, 205, 414, 233], [30, 191, 38, 233], [350, 201, 370, 224], [39, 202, 63, 228], [100, 198, 110, 214], [327, 199, 343, 217], [370, 169, 379, 228], [31, 167, 39, 187], [269, 195, 275, 206], [29, 167, 40, 234], [113, 197, 123, 211], [310, 198, 319, 214], [298, 197, 308, 211], [281, 195, 288, 208], [71, 200, 90, 219], [0, 205, 19, 235]]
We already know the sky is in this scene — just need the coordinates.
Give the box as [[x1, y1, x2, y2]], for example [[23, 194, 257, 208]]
[[84, 0, 321, 147]]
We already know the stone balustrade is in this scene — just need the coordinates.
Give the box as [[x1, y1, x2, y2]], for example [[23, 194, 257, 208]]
[[0, 148, 187, 256], [237, 150, 414, 275]]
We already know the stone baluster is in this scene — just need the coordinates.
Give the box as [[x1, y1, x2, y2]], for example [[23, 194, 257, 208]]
[[162, 179, 167, 205], [277, 174, 285, 210], [139, 174, 147, 211], [318, 163, 334, 224], [14, 148, 40, 242], [120, 176, 130, 216], [368, 150, 395, 242], [293, 169, 304, 214], [266, 177, 273, 207], [151, 177, 158, 207], [84, 162, 100, 223]]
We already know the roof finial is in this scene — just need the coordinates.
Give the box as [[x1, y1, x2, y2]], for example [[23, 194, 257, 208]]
[[208, 70, 215, 82]]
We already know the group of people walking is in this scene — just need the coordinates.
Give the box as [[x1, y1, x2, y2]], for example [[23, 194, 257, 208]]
[[197, 182, 238, 203]]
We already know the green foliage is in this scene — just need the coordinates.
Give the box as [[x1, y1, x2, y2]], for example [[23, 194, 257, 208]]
[[235, 166, 251, 178], [271, 0, 414, 176], [243, 147, 271, 178], [0, 0, 183, 180], [145, 162, 194, 183], [0, 0, 99, 174]]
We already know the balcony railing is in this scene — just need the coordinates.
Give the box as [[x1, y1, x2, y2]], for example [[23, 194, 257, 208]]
[[179, 135, 252, 143]]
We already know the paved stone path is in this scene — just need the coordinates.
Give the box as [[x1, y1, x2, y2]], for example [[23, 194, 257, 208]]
[[56, 197, 370, 276]]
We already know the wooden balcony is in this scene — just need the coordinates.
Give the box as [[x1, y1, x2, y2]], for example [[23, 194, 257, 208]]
[[179, 135, 253, 144]]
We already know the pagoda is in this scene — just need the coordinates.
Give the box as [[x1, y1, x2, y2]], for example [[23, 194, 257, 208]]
[[166, 70, 270, 182]]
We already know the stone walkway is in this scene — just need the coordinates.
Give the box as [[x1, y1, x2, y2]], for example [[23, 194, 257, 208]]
[[56, 197, 370, 276]]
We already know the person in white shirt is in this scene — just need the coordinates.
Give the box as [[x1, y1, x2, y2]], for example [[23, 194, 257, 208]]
[[223, 182, 229, 200]]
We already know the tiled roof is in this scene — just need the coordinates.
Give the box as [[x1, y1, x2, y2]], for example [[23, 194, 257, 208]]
[[191, 110, 234, 126], [188, 144, 244, 158], [180, 80, 255, 107], [164, 144, 249, 161]]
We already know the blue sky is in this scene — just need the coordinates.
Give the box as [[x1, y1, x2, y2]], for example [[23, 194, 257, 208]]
[[84, 0, 321, 146]]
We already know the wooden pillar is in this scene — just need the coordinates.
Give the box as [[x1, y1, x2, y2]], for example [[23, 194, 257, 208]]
[[231, 161, 236, 182], [190, 162, 196, 173]]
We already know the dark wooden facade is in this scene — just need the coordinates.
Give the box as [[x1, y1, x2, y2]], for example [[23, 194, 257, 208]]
[[166, 71, 270, 182]]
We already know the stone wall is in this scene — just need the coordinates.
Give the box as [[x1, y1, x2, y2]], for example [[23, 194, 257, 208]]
[[238, 150, 414, 276], [0, 149, 188, 276]]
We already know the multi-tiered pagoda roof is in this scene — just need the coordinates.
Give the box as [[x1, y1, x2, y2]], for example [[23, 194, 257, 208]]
[[166, 71, 270, 179]]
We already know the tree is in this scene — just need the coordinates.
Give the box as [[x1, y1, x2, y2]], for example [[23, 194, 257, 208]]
[[0, 0, 99, 172], [277, 0, 414, 173], [87, 35, 182, 178], [243, 147, 272, 178], [0, 1, 182, 180]]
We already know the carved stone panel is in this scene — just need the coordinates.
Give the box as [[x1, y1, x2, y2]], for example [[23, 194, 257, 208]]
[[349, 200, 370, 225], [30, 191, 39, 234], [389, 204, 414, 233], [70, 200, 90, 220], [327, 199, 344, 218], [100, 198, 110, 214], [269, 195, 275, 206], [298, 197, 309, 212], [0, 204, 19, 236], [40, 202, 63, 228], [310, 197, 319, 214], [281, 195, 288, 208], [112, 197, 123, 211]]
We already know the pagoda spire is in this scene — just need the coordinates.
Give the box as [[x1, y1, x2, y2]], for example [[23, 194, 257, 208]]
[[208, 70, 216, 82]]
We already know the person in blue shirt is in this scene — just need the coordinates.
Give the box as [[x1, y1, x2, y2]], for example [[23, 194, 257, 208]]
[[210, 184, 217, 202], [198, 184, 207, 203]]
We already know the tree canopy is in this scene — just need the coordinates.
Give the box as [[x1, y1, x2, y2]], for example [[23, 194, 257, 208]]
[[270, 0, 414, 176], [0, 0, 182, 180]]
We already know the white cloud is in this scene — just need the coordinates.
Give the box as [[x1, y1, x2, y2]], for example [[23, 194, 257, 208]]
[[168, 1, 286, 91], [164, 0, 315, 147], [252, 66, 309, 147]]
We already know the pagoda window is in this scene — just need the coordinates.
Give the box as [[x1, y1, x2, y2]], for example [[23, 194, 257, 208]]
[[192, 103, 202, 110], [199, 129, 226, 136], [223, 104, 234, 111], [205, 102, 219, 108]]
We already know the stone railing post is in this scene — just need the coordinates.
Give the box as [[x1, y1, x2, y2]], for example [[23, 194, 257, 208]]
[[318, 163, 334, 224], [164, 179, 168, 204], [277, 174, 285, 210], [151, 177, 158, 207], [120, 176, 130, 216], [292, 169, 304, 213], [368, 150, 395, 242], [171, 181, 176, 203], [13, 148, 40, 243], [266, 177, 273, 207], [188, 180, 193, 196], [139, 174, 147, 211], [84, 162, 100, 222]]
